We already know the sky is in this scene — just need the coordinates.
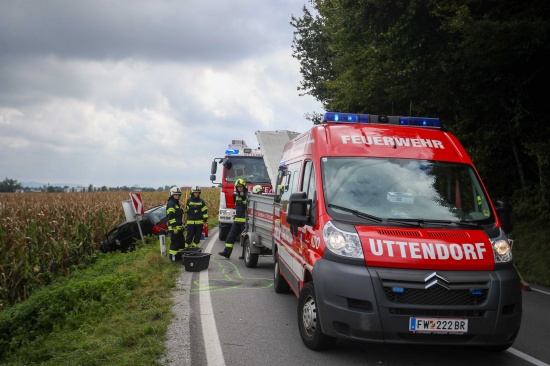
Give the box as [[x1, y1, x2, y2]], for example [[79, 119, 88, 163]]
[[0, 0, 323, 189]]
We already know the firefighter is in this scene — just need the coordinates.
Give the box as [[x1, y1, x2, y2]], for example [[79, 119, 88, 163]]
[[184, 185, 208, 248], [166, 186, 185, 261], [218, 179, 248, 259]]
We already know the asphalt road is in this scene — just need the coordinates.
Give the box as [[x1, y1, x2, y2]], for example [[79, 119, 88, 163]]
[[181, 228, 550, 366]]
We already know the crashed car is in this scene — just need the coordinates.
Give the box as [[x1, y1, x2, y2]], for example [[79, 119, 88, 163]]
[[100, 204, 168, 253]]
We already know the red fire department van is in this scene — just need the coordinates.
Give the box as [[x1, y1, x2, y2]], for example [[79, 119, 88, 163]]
[[267, 112, 520, 351]]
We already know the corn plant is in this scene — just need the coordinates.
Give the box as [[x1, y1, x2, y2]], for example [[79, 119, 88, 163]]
[[0, 188, 220, 308]]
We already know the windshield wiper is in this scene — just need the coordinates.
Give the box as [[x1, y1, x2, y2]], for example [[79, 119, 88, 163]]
[[328, 204, 383, 223], [328, 204, 422, 227], [383, 218, 423, 227], [397, 218, 480, 228]]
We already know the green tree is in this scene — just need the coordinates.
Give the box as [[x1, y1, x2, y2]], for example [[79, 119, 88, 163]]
[[0, 177, 22, 192], [291, 0, 550, 215]]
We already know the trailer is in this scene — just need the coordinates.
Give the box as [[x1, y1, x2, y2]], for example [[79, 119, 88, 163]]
[[240, 192, 276, 268]]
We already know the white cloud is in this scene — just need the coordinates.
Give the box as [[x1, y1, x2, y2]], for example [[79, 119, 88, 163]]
[[0, 0, 322, 189]]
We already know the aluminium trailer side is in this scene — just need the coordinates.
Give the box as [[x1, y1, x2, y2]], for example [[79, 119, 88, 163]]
[[240, 193, 276, 268]]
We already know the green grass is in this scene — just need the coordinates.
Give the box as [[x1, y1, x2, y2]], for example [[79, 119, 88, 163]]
[[0, 236, 182, 366]]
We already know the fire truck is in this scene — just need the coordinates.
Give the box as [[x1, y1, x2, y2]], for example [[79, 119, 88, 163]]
[[210, 132, 299, 240]]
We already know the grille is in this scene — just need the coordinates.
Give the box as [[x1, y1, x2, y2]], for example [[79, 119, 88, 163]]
[[383, 285, 488, 306], [426, 231, 470, 238]]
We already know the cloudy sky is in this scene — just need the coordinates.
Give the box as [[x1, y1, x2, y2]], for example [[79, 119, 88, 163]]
[[0, 0, 323, 189]]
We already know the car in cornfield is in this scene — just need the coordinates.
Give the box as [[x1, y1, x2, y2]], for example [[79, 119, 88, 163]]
[[100, 204, 168, 253]]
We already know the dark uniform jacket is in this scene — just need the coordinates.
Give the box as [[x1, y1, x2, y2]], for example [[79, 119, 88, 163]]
[[234, 189, 248, 223], [185, 196, 208, 225], [166, 196, 184, 232]]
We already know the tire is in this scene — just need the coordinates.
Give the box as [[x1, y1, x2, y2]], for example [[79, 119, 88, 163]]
[[244, 237, 259, 268], [218, 224, 229, 241], [298, 282, 337, 351], [273, 251, 291, 294]]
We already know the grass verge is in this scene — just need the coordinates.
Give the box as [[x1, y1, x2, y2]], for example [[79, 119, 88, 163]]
[[0, 236, 182, 366]]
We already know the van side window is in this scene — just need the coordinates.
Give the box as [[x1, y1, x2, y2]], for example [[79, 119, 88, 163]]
[[281, 162, 302, 203], [302, 160, 316, 225], [302, 160, 316, 200]]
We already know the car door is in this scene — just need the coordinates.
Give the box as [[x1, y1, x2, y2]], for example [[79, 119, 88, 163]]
[[117, 222, 139, 252]]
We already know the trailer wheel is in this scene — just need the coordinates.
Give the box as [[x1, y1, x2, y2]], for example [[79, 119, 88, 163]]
[[273, 252, 291, 294], [298, 282, 337, 350], [243, 237, 259, 268], [218, 225, 229, 241]]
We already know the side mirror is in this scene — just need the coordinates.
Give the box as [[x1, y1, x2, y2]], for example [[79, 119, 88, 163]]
[[286, 192, 311, 227], [495, 200, 513, 234], [211, 161, 218, 174]]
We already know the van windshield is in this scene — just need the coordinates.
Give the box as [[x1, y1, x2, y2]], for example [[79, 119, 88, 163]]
[[322, 157, 493, 225]]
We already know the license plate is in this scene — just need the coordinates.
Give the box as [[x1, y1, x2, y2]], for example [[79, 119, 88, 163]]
[[409, 317, 468, 333]]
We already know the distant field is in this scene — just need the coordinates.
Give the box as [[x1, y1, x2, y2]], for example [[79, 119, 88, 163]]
[[0, 189, 220, 308]]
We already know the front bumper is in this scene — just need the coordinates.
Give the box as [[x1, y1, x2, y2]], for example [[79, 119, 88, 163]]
[[312, 259, 522, 347]]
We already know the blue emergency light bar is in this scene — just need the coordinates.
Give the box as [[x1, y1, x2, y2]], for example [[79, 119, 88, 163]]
[[322, 112, 442, 129], [225, 149, 239, 155]]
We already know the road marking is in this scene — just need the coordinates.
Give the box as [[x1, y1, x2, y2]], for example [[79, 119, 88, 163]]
[[508, 348, 550, 366], [531, 287, 550, 296], [200, 231, 226, 366]]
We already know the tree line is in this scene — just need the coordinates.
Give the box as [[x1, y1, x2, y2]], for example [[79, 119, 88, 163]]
[[0, 178, 168, 193], [292, 0, 550, 223]]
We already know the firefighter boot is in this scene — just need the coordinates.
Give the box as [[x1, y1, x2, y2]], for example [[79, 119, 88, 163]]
[[218, 248, 232, 259]]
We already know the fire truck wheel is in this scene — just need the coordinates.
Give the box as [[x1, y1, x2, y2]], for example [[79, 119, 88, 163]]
[[273, 252, 291, 294], [298, 282, 337, 350], [243, 237, 259, 268]]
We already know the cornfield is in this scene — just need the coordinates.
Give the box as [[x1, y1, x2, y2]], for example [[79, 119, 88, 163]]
[[0, 188, 220, 309]]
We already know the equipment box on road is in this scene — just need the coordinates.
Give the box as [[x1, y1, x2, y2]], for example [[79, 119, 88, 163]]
[[183, 252, 211, 272]]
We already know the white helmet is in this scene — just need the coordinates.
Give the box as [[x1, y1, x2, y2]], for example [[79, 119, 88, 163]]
[[169, 186, 182, 197], [192, 185, 201, 193], [252, 185, 263, 194]]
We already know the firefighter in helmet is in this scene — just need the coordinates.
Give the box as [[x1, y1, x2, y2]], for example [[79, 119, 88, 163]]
[[166, 186, 185, 261], [218, 179, 248, 259], [184, 185, 208, 248]]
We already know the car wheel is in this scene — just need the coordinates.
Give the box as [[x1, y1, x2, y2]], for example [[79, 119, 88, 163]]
[[298, 282, 337, 350]]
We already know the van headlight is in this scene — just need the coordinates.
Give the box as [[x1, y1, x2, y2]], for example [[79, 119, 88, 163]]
[[493, 238, 512, 263], [323, 221, 363, 258]]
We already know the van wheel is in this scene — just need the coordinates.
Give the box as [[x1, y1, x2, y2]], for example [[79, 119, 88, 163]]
[[244, 237, 258, 268], [298, 282, 336, 350], [273, 252, 290, 293]]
